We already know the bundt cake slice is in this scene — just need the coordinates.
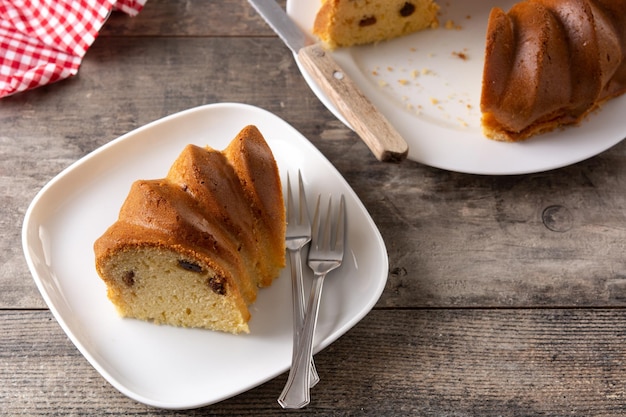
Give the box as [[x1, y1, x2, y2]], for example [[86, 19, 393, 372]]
[[94, 125, 285, 334], [313, 0, 440, 49], [480, 0, 626, 141]]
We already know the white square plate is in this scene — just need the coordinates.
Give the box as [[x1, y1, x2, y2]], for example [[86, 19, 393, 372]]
[[22, 103, 388, 409]]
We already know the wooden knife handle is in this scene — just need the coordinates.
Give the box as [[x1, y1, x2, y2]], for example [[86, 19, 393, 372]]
[[297, 43, 408, 163]]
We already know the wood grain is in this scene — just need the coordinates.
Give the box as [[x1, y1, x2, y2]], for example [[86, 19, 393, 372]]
[[3, 0, 626, 414], [5, 35, 626, 309], [2, 309, 626, 415], [101, 0, 282, 37]]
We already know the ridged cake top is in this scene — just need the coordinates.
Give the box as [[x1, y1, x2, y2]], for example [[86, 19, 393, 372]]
[[94, 125, 286, 302], [480, 0, 626, 141]]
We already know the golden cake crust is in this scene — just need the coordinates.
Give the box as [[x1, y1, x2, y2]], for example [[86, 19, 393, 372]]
[[480, 0, 626, 142], [93, 125, 285, 334], [224, 125, 286, 286]]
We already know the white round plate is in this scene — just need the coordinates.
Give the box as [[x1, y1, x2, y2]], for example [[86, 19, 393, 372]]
[[287, 0, 626, 175]]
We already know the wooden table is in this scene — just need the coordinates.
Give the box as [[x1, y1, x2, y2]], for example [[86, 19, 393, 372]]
[[3, 1, 626, 415]]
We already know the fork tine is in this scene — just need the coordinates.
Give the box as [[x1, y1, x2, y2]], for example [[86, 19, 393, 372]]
[[321, 196, 333, 251], [286, 172, 295, 225], [334, 194, 346, 254], [310, 194, 346, 254], [310, 194, 321, 248], [287, 170, 309, 227], [297, 170, 308, 226]]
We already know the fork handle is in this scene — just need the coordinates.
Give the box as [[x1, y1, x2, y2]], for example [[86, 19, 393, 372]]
[[278, 272, 326, 408], [288, 250, 320, 387]]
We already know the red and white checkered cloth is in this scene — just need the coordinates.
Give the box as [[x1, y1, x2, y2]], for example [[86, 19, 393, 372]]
[[0, 0, 146, 98]]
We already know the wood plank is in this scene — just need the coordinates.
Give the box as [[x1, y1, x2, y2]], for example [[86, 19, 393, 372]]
[[361, 148, 626, 309], [4, 36, 626, 310], [2, 309, 625, 415], [101, 0, 284, 37], [4, 1, 626, 414]]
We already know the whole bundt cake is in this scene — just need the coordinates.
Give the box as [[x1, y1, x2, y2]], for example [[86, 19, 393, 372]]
[[313, 0, 440, 49], [480, 0, 626, 142], [93, 125, 286, 334]]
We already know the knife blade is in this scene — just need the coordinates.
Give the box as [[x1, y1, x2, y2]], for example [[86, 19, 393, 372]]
[[248, 0, 408, 162]]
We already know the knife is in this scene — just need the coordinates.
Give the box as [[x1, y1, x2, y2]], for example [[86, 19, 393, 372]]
[[248, 0, 409, 163]]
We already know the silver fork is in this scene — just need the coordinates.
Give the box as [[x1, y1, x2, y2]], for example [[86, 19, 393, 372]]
[[285, 171, 319, 388], [278, 193, 346, 409]]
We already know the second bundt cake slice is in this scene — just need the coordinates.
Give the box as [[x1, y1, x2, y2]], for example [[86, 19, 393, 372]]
[[480, 0, 626, 141]]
